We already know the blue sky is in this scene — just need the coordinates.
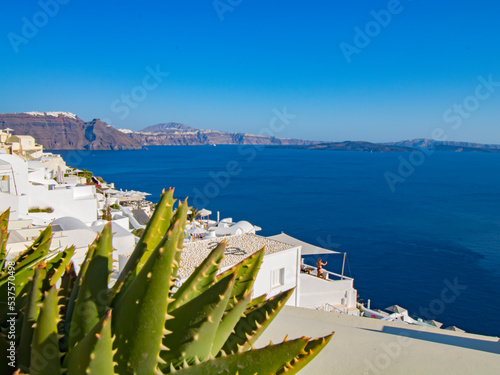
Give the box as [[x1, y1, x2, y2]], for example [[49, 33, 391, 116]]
[[1, 1, 499, 143]]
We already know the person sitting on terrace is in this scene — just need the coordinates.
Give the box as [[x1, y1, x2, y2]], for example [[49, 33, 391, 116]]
[[316, 258, 327, 278]]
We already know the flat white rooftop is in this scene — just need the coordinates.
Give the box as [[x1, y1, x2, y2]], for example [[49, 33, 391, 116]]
[[256, 306, 500, 374], [179, 234, 295, 278]]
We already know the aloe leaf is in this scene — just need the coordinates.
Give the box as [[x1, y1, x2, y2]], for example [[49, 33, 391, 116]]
[[30, 287, 61, 375], [18, 265, 47, 371], [160, 273, 235, 370], [12, 226, 52, 272], [46, 246, 75, 286], [276, 333, 334, 375], [112, 209, 186, 375], [248, 294, 267, 309], [64, 235, 98, 342], [167, 336, 312, 375], [65, 311, 115, 375], [0, 261, 41, 324], [211, 293, 251, 357], [222, 288, 294, 354], [169, 241, 225, 312], [69, 224, 113, 348], [110, 188, 175, 301], [218, 247, 264, 312], [0, 208, 9, 267], [59, 262, 77, 304]]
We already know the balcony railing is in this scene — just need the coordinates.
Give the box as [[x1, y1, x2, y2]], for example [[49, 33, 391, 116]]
[[301, 263, 353, 281]]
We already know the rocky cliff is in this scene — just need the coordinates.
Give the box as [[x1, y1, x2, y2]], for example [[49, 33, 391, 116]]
[[130, 122, 316, 146], [0, 114, 315, 149], [0, 112, 141, 150]]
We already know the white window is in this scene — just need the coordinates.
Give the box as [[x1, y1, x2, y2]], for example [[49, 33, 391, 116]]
[[271, 268, 285, 288], [0, 176, 9, 193]]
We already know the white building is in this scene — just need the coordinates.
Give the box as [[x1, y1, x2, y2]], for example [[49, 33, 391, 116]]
[[0, 152, 98, 224], [118, 232, 358, 315]]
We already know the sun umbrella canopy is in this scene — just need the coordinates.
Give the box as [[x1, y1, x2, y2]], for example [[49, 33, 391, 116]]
[[385, 305, 407, 314], [198, 208, 212, 216], [189, 227, 208, 235], [444, 326, 465, 332], [428, 320, 443, 328]]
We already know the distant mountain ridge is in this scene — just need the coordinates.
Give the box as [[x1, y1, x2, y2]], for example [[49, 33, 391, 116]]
[[386, 138, 500, 151], [0, 112, 316, 149], [2, 112, 500, 152], [272, 141, 415, 152], [276, 139, 500, 153], [140, 122, 198, 133], [0, 112, 140, 150]]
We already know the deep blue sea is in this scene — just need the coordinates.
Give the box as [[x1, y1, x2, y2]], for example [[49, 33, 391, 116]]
[[55, 146, 500, 337]]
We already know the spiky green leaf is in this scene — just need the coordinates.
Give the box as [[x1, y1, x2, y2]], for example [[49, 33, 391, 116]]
[[18, 265, 47, 371], [0, 209, 9, 268], [218, 247, 264, 312], [30, 287, 61, 375], [110, 188, 175, 302], [222, 288, 294, 354], [168, 336, 316, 375], [64, 234, 98, 344], [170, 242, 225, 312], [65, 311, 115, 375], [276, 333, 334, 375], [112, 206, 186, 375], [69, 224, 113, 348], [12, 226, 52, 272], [46, 246, 75, 286], [160, 274, 235, 370], [211, 293, 251, 357]]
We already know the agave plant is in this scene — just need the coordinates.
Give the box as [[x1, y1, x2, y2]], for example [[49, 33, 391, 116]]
[[0, 188, 332, 374]]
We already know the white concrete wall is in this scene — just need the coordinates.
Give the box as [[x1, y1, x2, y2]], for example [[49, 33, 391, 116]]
[[252, 247, 300, 306], [26, 185, 97, 224], [0, 192, 20, 220], [299, 273, 356, 309]]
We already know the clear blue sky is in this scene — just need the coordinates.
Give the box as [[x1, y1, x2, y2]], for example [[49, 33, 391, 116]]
[[1, 1, 500, 143]]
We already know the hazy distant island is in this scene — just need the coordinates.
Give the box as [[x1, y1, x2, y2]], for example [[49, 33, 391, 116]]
[[1, 111, 500, 152], [272, 140, 500, 153]]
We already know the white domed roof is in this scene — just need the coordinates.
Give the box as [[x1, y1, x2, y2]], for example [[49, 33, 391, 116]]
[[52, 217, 91, 232]]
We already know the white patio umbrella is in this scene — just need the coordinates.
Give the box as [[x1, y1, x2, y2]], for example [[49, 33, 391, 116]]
[[444, 326, 465, 332], [428, 320, 443, 328], [189, 227, 208, 235], [198, 209, 212, 217], [385, 305, 408, 314]]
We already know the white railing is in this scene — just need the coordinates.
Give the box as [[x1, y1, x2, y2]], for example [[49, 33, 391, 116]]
[[301, 264, 353, 281], [316, 303, 347, 314]]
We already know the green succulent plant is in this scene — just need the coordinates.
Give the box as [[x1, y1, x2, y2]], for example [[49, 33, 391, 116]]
[[0, 188, 332, 374]]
